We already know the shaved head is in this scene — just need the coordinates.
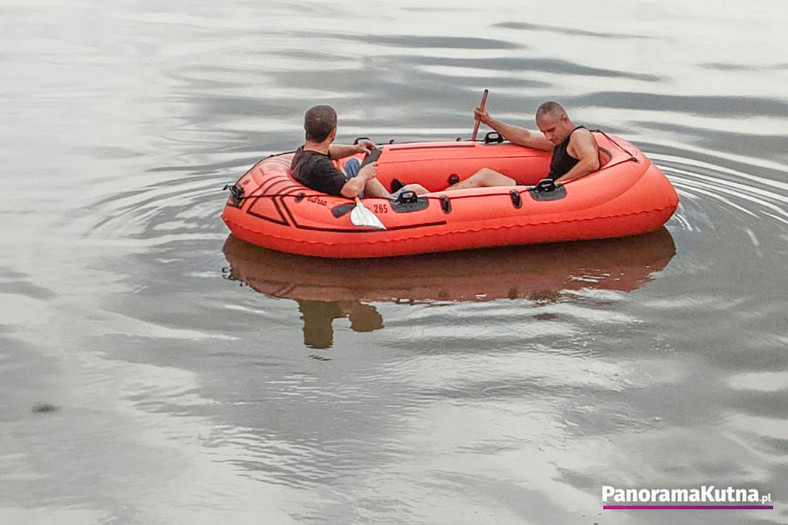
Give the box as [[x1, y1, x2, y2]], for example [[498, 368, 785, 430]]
[[535, 101, 576, 146], [535, 101, 567, 122]]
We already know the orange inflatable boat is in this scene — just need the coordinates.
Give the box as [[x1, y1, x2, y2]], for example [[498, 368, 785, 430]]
[[221, 132, 678, 258]]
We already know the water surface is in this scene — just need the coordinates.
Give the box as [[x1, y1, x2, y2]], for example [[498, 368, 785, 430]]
[[1, 1, 786, 524]]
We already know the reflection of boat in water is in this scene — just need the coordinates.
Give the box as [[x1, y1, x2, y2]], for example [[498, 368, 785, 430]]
[[223, 228, 676, 348]]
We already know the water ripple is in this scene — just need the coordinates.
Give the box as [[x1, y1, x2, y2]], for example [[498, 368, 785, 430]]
[[307, 33, 524, 50], [492, 21, 650, 40]]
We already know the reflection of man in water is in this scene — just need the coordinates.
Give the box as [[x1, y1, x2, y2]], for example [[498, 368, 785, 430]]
[[297, 300, 384, 349], [447, 101, 604, 189]]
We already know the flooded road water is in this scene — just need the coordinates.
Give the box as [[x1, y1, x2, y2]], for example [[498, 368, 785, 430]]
[[1, 1, 786, 524]]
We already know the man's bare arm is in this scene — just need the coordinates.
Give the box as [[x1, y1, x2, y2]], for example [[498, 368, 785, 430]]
[[340, 162, 378, 198], [554, 130, 600, 183], [475, 108, 553, 151], [329, 139, 376, 159]]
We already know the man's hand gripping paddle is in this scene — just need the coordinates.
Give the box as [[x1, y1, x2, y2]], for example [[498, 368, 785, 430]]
[[471, 89, 489, 142]]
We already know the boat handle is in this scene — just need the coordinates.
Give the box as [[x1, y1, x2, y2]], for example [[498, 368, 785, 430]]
[[536, 178, 556, 192], [509, 190, 522, 209], [223, 183, 245, 207], [396, 191, 418, 204], [484, 132, 504, 144], [439, 195, 451, 214]]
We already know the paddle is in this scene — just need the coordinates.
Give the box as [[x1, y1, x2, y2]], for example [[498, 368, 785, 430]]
[[471, 88, 489, 141], [351, 197, 386, 230], [333, 153, 386, 230]]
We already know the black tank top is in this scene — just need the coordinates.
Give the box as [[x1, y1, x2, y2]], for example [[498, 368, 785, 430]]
[[548, 126, 585, 180]]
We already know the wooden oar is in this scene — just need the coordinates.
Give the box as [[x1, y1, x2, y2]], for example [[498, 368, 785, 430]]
[[471, 89, 489, 141]]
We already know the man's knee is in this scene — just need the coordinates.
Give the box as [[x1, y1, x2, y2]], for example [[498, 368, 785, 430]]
[[402, 183, 428, 195], [472, 168, 514, 187], [363, 178, 390, 198]]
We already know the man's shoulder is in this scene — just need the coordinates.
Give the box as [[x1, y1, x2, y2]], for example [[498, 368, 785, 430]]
[[572, 126, 593, 137], [569, 126, 596, 144], [291, 146, 346, 196], [293, 147, 332, 171], [294, 146, 328, 161]]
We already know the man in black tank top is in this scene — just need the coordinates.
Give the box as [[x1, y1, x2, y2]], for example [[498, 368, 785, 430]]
[[548, 125, 586, 180], [446, 101, 601, 190]]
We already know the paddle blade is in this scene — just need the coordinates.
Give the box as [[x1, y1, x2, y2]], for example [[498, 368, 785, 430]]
[[350, 198, 386, 230]]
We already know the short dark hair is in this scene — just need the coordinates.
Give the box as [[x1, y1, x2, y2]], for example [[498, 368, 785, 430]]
[[304, 105, 337, 142], [535, 101, 567, 120]]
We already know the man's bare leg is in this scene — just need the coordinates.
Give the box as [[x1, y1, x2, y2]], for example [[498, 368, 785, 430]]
[[363, 178, 392, 198], [400, 183, 428, 195], [446, 168, 516, 190], [364, 180, 429, 197]]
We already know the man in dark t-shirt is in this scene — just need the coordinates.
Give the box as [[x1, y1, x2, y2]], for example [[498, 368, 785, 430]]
[[291, 105, 427, 198], [446, 101, 602, 190], [291, 145, 357, 196]]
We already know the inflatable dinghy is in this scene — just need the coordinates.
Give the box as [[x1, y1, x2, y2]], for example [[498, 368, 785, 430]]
[[222, 133, 678, 258]]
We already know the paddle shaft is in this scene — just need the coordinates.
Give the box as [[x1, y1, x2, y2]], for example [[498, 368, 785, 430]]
[[471, 89, 489, 142]]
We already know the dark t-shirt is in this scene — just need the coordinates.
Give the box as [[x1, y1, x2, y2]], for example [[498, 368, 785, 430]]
[[291, 146, 348, 196]]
